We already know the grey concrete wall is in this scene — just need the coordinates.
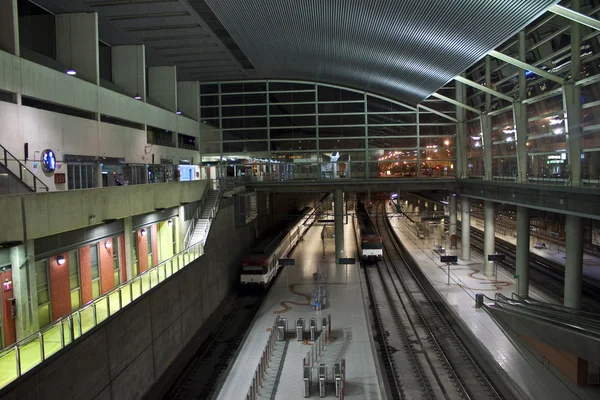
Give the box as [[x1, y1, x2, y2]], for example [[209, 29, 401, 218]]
[[0, 202, 254, 400]]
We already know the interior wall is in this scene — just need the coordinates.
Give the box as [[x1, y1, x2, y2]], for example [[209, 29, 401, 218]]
[[0, 202, 254, 400]]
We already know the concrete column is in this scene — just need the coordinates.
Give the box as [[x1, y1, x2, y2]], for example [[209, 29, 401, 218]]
[[516, 206, 530, 296], [455, 75, 468, 179], [0, 0, 19, 56], [449, 194, 457, 235], [514, 30, 528, 183], [10, 241, 38, 339], [111, 44, 146, 100], [334, 190, 344, 262], [123, 217, 134, 280], [482, 56, 493, 180], [177, 81, 200, 120], [148, 65, 178, 112], [461, 197, 471, 261], [564, 0, 582, 186], [564, 215, 584, 309], [55, 13, 99, 84], [483, 201, 495, 277], [177, 205, 186, 251]]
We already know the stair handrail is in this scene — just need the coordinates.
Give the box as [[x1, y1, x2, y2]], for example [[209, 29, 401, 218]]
[[184, 182, 209, 247], [0, 144, 49, 192]]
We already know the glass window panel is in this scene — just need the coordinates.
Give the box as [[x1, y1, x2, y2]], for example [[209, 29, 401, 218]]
[[112, 238, 119, 271], [92, 280, 100, 298], [114, 270, 120, 287], [90, 244, 99, 280], [36, 260, 49, 305], [70, 289, 80, 311], [68, 250, 79, 290], [270, 103, 315, 115], [38, 304, 51, 328], [74, 165, 81, 189], [147, 228, 152, 255]]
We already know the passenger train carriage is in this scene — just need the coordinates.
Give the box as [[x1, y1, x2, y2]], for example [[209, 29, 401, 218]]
[[355, 201, 383, 262], [240, 207, 313, 288]]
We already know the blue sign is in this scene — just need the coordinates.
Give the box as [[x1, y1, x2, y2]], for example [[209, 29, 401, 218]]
[[41, 149, 56, 173]]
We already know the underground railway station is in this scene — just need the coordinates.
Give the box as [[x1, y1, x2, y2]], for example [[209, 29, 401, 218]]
[[1, 0, 600, 399]]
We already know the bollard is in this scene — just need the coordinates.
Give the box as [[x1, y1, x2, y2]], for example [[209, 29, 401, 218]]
[[475, 293, 484, 308]]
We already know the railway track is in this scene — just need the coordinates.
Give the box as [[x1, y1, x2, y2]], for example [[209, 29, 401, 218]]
[[364, 205, 502, 400], [163, 295, 264, 400], [463, 226, 600, 312]]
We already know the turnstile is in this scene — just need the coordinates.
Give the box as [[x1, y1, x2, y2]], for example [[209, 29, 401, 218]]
[[310, 317, 317, 341], [296, 318, 305, 341], [303, 366, 311, 397], [334, 362, 342, 397], [277, 317, 287, 341], [319, 364, 327, 397]]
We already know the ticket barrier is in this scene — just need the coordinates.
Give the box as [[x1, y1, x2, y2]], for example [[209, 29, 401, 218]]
[[310, 318, 317, 341], [319, 364, 327, 397], [303, 366, 311, 398], [322, 317, 328, 341], [296, 318, 305, 341], [334, 362, 342, 397], [277, 317, 287, 341]]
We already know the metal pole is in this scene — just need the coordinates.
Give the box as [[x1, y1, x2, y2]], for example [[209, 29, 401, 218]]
[[565, 215, 584, 308]]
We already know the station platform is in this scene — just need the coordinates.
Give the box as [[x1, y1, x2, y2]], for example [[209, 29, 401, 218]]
[[216, 220, 383, 399], [386, 205, 598, 400], [463, 213, 600, 282]]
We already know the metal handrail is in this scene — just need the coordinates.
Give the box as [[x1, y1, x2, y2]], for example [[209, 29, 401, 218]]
[[0, 240, 205, 390], [0, 144, 49, 192]]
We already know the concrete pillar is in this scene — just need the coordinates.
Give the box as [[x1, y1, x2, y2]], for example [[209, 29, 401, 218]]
[[461, 197, 471, 261], [483, 201, 495, 277], [564, 215, 584, 309], [449, 194, 457, 235], [564, 0, 582, 186], [516, 206, 530, 296], [177, 81, 200, 120], [482, 56, 493, 180], [10, 241, 38, 339], [111, 44, 146, 100], [0, 0, 19, 56], [334, 190, 344, 262], [177, 205, 186, 251], [123, 217, 134, 280], [148, 65, 178, 112], [514, 30, 528, 183], [55, 13, 99, 84]]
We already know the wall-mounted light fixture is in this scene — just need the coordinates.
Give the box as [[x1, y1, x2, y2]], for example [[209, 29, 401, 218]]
[[66, 68, 77, 76], [134, 93, 142, 100], [141, 229, 147, 237], [105, 240, 111, 249], [57, 256, 66, 265], [176, 110, 182, 115], [168, 220, 173, 227]]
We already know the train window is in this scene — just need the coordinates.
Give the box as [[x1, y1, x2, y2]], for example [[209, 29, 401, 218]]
[[363, 242, 383, 249]]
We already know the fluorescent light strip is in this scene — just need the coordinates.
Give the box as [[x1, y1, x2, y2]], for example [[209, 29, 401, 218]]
[[108, 11, 190, 20], [126, 24, 200, 32]]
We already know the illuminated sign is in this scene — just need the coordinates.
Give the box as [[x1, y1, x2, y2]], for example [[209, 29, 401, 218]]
[[41, 149, 57, 173]]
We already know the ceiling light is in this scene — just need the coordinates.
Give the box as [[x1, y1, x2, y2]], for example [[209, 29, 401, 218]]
[[57, 256, 66, 265], [168, 220, 173, 227], [141, 229, 146, 236], [134, 93, 142, 100], [105, 240, 111, 249], [176, 110, 182, 115], [66, 69, 76, 76]]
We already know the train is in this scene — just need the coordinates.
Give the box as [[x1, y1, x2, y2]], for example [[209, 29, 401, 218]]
[[240, 207, 314, 288], [355, 201, 383, 262]]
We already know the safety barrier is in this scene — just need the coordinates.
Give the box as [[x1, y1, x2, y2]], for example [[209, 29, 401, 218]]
[[0, 240, 205, 390], [246, 317, 280, 400]]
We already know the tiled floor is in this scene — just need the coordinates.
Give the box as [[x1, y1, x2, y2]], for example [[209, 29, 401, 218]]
[[388, 204, 598, 400], [216, 220, 383, 400]]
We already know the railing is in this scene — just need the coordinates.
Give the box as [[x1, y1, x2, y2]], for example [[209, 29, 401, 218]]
[[0, 240, 205, 390], [184, 183, 210, 247], [0, 144, 49, 193], [246, 317, 279, 400]]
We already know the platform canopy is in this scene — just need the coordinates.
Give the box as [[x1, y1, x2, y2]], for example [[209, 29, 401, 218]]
[[36, 0, 559, 105]]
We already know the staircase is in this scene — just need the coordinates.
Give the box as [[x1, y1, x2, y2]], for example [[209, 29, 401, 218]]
[[187, 189, 221, 246], [0, 144, 48, 195]]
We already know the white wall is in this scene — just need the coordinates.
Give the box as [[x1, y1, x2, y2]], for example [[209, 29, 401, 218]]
[[0, 101, 200, 191]]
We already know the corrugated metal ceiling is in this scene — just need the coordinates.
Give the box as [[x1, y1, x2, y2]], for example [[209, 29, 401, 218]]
[[32, 0, 559, 104]]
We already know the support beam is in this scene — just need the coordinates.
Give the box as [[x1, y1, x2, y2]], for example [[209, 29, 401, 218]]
[[430, 92, 481, 114], [449, 194, 457, 236], [455, 76, 468, 180], [417, 104, 458, 123], [516, 206, 530, 297], [483, 201, 495, 277], [514, 30, 529, 183], [0, 0, 19, 56], [488, 50, 564, 85], [481, 60, 492, 180], [549, 4, 600, 32], [564, 215, 583, 309], [55, 13, 100, 84], [334, 190, 344, 261], [461, 197, 470, 261], [453, 76, 514, 103], [112, 45, 146, 101]]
